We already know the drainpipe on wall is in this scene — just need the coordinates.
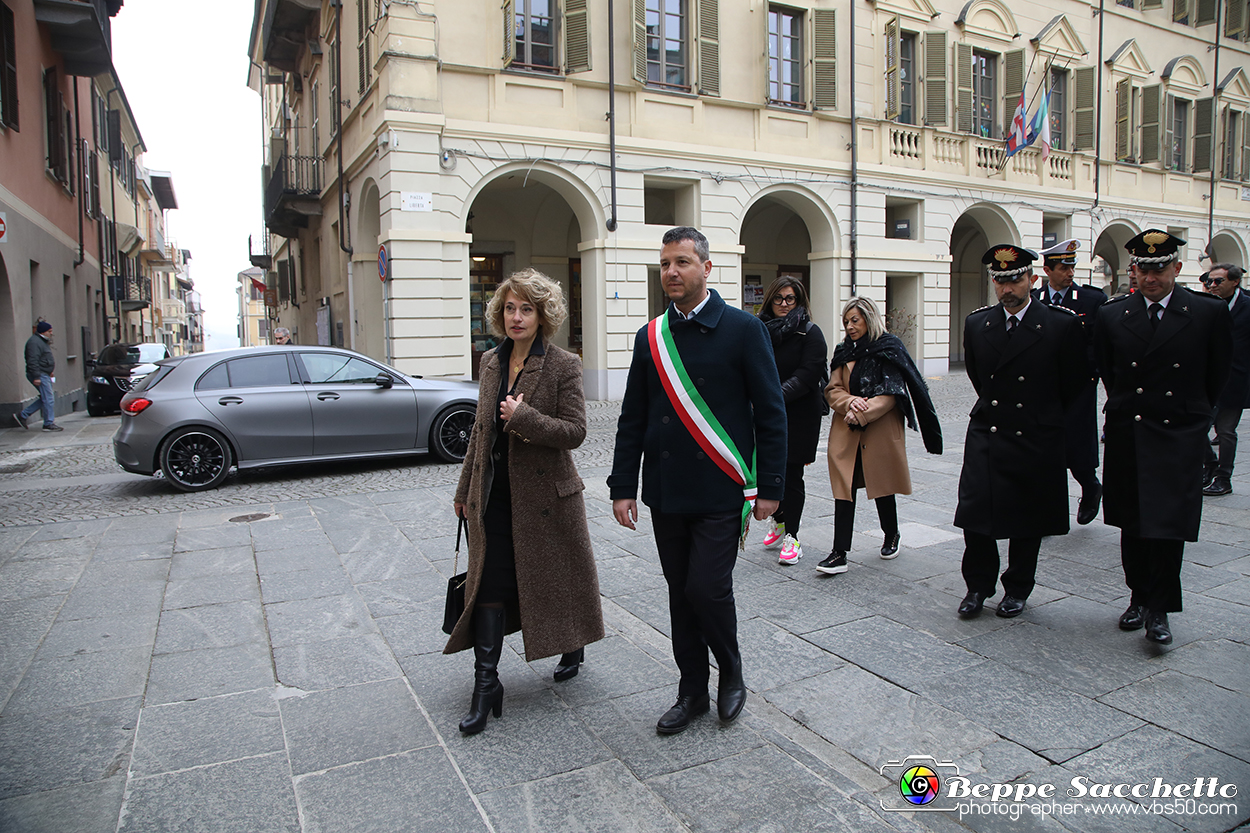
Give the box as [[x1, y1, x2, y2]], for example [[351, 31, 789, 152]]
[[1207, 2, 1222, 258], [73, 81, 84, 268], [606, 0, 618, 234], [849, 0, 859, 296]]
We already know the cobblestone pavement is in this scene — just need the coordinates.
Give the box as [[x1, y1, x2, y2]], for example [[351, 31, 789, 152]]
[[0, 372, 1246, 833]]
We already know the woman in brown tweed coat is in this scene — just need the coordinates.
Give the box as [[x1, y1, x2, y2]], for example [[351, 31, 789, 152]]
[[446, 268, 603, 734]]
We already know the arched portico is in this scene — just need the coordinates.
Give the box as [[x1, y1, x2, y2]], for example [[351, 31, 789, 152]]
[[1093, 221, 1141, 294], [1207, 230, 1247, 269], [949, 204, 1020, 362]]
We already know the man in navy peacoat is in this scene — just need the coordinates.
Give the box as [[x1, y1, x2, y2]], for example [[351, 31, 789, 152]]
[[609, 227, 786, 736], [1199, 263, 1250, 496]]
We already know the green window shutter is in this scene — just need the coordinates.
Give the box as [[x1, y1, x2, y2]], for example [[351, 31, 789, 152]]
[[1074, 66, 1095, 150], [813, 9, 837, 108], [698, 0, 720, 96], [1163, 93, 1177, 168], [1141, 0, 1163, 7], [1226, 0, 1246, 37], [884, 17, 900, 120], [566, 0, 591, 72], [1193, 96, 1214, 171], [1141, 83, 1161, 163], [632, 0, 646, 83], [955, 41, 973, 134], [923, 30, 947, 126], [503, 0, 515, 66], [1174, 0, 1191, 22], [1196, 0, 1218, 23], [1002, 49, 1024, 136], [1115, 77, 1131, 160], [0, 2, 17, 131], [1242, 108, 1250, 179]]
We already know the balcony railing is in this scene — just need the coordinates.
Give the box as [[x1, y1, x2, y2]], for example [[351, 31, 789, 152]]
[[881, 122, 1087, 190], [264, 155, 323, 239]]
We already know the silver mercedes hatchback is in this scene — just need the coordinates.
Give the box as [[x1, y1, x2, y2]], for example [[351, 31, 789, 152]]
[[113, 345, 479, 491]]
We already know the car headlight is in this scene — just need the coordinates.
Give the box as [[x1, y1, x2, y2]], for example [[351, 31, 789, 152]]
[[90, 376, 109, 384]]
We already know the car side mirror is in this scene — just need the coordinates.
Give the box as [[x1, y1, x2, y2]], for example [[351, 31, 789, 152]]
[[374, 373, 394, 389]]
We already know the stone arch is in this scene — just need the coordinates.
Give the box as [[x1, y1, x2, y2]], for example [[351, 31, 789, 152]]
[[948, 202, 1022, 361], [1208, 230, 1247, 269], [738, 184, 841, 337], [1093, 219, 1141, 294]]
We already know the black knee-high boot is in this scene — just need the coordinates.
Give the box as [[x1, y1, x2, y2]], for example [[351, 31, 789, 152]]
[[459, 605, 505, 734]]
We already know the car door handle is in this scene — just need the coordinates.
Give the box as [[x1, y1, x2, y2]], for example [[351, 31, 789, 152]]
[[218, 396, 244, 405], [317, 392, 340, 401]]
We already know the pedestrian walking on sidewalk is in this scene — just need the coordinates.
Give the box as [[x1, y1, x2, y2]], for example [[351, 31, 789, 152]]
[[1096, 231, 1233, 645], [756, 277, 828, 566], [445, 269, 604, 735], [818, 296, 941, 576], [954, 245, 1089, 620], [14, 321, 63, 431], [609, 227, 787, 736]]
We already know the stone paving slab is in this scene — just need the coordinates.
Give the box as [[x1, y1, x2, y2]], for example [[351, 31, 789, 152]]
[[0, 384, 1245, 831]]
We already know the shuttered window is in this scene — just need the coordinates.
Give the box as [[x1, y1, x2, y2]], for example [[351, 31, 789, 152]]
[[1141, 83, 1162, 163], [1116, 77, 1132, 160], [1223, 108, 1240, 178], [1242, 108, 1250, 179], [1168, 95, 1185, 171], [812, 8, 836, 108], [1002, 49, 1024, 137], [1226, 0, 1246, 37], [1192, 96, 1213, 172], [923, 31, 947, 126], [955, 42, 973, 132], [1141, 0, 1163, 8], [0, 1, 16, 131], [900, 33, 916, 125], [638, 0, 689, 90], [44, 69, 70, 184], [1174, 0, 1190, 24], [566, 0, 590, 72], [884, 17, 900, 120], [513, 0, 558, 71], [1074, 66, 1095, 150], [1195, 0, 1218, 24], [697, 0, 718, 96], [1050, 68, 1068, 151]]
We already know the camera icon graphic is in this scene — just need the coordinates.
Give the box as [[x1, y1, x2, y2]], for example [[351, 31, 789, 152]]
[[880, 755, 961, 812]]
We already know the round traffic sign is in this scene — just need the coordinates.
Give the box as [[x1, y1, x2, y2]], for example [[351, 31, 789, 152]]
[[378, 245, 388, 282]]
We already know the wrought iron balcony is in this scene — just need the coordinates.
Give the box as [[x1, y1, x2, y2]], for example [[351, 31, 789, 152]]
[[264, 155, 323, 239]]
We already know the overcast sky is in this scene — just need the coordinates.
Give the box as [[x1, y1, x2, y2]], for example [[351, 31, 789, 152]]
[[111, 0, 260, 350]]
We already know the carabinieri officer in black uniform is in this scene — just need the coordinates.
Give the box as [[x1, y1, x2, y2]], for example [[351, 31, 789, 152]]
[[1095, 230, 1232, 645], [1032, 238, 1109, 525], [954, 245, 1090, 619]]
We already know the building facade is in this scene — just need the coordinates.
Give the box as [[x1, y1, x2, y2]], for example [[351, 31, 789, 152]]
[[248, 0, 1250, 395], [1, 0, 189, 419], [236, 266, 269, 347]]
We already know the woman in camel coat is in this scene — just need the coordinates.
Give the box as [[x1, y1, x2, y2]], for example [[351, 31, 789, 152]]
[[446, 268, 603, 734], [818, 296, 941, 575]]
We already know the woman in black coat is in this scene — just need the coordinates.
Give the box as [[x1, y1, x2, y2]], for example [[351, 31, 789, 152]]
[[757, 277, 828, 564]]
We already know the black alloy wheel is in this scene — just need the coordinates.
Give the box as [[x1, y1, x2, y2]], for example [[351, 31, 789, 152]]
[[160, 427, 233, 491], [431, 405, 475, 463]]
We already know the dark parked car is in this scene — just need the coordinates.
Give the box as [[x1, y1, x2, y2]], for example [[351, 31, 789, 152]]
[[87, 342, 171, 416], [114, 346, 479, 491]]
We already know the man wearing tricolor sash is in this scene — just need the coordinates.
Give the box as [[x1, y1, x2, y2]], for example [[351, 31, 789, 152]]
[[609, 227, 787, 735]]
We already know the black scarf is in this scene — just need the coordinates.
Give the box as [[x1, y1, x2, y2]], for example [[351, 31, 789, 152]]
[[762, 306, 809, 344], [831, 333, 942, 454]]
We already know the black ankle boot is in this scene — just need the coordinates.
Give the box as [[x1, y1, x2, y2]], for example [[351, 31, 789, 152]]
[[460, 606, 506, 734], [553, 647, 584, 682]]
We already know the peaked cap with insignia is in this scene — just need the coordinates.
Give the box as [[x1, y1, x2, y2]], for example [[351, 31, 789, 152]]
[[1125, 229, 1185, 267], [1039, 238, 1081, 266], [981, 244, 1038, 281]]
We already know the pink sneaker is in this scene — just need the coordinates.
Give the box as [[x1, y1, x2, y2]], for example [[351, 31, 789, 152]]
[[779, 535, 803, 564], [762, 519, 785, 548]]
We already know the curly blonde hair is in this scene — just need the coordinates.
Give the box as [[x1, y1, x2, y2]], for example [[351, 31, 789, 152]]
[[486, 268, 568, 339]]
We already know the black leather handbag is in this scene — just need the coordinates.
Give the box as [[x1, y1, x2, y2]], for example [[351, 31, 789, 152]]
[[442, 516, 468, 635]]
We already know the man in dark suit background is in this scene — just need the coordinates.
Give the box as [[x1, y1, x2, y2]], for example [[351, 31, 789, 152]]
[[954, 245, 1090, 620], [1033, 238, 1109, 524], [1199, 263, 1250, 496], [1096, 231, 1233, 644], [609, 227, 787, 734]]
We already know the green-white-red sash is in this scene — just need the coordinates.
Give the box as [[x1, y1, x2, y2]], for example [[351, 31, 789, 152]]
[[648, 310, 757, 547]]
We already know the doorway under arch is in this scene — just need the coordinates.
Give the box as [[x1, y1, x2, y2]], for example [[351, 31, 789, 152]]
[[949, 205, 1019, 362]]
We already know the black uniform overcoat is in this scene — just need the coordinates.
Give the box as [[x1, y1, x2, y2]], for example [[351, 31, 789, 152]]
[[1095, 286, 1233, 540], [1033, 283, 1108, 472], [608, 289, 788, 513], [1217, 287, 1250, 410], [768, 314, 827, 466], [954, 300, 1089, 538]]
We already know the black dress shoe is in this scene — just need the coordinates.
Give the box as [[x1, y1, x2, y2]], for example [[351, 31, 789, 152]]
[[553, 647, 584, 682], [1144, 610, 1173, 644], [1118, 604, 1145, 631], [717, 666, 746, 723], [1076, 483, 1103, 525], [996, 595, 1026, 618], [1202, 477, 1232, 496], [880, 531, 901, 559], [958, 591, 988, 618], [656, 693, 710, 735]]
